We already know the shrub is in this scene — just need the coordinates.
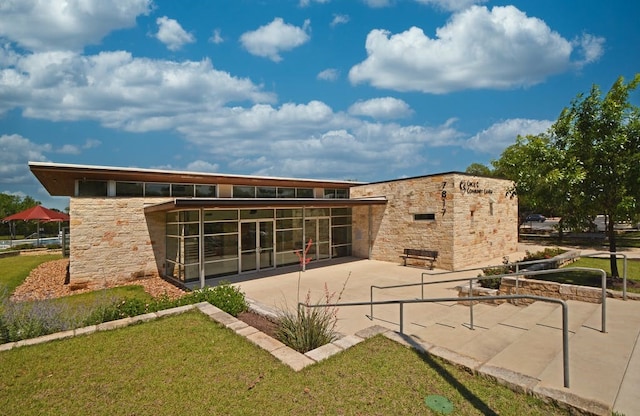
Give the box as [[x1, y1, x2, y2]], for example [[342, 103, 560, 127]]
[[188, 282, 248, 317], [0, 297, 81, 341], [478, 266, 508, 289], [522, 247, 565, 262], [0, 281, 249, 344], [275, 275, 350, 353], [276, 302, 338, 353]]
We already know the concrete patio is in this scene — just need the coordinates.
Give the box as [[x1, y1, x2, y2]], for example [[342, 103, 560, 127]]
[[228, 243, 640, 416]]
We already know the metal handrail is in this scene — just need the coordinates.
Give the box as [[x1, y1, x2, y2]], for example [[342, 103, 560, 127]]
[[370, 267, 607, 333], [299, 294, 570, 388], [418, 256, 574, 300], [584, 252, 627, 300]]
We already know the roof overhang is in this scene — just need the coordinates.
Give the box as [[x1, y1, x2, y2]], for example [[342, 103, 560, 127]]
[[144, 197, 387, 213], [29, 161, 363, 197]]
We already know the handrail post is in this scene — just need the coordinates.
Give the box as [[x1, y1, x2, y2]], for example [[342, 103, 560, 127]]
[[468, 278, 474, 330], [421, 273, 425, 300], [622, 253, 628, 301], [370, 285, 374, 320], [561, 301, 570, 388], [601, 269, 607, 333], [399, 302, 404, 335]]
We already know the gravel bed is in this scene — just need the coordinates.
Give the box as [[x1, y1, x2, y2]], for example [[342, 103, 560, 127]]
[[10, 258, 186, 302]]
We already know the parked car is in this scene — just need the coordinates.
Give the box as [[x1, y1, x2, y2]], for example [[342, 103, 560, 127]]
[[525, 214, 546, 222]]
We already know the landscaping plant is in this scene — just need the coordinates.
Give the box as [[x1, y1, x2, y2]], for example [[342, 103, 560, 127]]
[[276, 272, 351, 353]]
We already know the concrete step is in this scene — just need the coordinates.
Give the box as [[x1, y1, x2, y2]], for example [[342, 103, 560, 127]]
[[534, 299, 640, 414], [407, 302, 494, 329], [482, 301, 599, 379], [408, 303, 523, 351], [455, 301, 560, 363]]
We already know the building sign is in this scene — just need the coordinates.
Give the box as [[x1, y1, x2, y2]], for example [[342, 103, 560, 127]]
[[459, 180, 493, 195]]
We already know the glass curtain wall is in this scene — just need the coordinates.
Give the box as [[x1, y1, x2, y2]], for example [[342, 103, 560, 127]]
[[165, 207, 353, 283], [165, 210, 200, 282]]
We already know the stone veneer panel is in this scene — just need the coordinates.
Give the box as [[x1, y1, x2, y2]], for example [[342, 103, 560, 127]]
[[351, 174, 517, 270], [69, 197, 168, 285]]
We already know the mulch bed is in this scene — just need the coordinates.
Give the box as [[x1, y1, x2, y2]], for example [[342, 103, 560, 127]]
[[237, 311, 279, 338]]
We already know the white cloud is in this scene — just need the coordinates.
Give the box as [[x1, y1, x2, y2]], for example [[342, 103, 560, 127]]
[[56, 144, 81, 155], [348, 97, 413, 119], [83, 139, 102, 149], [317, 68, 339, 81], [155, 16, 196, 51], [240, 18, 311, 62], [0, 134, 50, 184], [0, 48, 276, 129], [362, 0, 393, 7], [415, 0, 486, 12], [573, 33, 605, 66], [0, 0, 151, 52], [299, 0, 330, 6], [330, 14, 349, 27], [464, 118, 553, 154], [349, 5, 601, 93], [209, 29, 224, 44], [185, 160, 220, 172]]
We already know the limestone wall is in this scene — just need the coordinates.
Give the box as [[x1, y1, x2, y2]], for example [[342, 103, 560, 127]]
[[449, 174, 519, 269], [351, 174, 518, 270], [499, 276, 604, 304], [69, 197, 168, 286]]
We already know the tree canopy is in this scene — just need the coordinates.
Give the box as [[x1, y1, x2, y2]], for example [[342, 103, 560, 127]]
[[491, 74, 640, 277]]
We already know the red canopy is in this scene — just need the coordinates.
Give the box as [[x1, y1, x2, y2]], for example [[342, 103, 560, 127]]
[[2, 205, 69, 222]]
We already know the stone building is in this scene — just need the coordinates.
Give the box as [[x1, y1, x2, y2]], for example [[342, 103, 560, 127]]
[[30, 162, 517, 289]]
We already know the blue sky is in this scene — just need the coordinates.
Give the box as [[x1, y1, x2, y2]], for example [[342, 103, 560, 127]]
[[1, 0, 638, 211]]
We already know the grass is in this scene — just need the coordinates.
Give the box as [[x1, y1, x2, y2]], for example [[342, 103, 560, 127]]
[[534, 257, 640, 293], [0, 254, 62, 294], [0, 311, 570, 416]]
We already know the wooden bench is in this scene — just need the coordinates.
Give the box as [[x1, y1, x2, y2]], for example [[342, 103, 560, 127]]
[[400, 249, 438, 269]]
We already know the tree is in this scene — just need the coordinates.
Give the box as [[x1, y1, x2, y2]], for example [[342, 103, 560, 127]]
[[465, 163, 493, 177], [493, 74, 640, 277]]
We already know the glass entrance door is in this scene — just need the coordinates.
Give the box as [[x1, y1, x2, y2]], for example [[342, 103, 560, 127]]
[[241, 220, 274, 272]]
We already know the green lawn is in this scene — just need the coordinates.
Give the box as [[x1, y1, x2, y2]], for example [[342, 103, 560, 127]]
[[0, 254, 62, 294], [535, 257, 640, 293], [0, 311, 569, 416]]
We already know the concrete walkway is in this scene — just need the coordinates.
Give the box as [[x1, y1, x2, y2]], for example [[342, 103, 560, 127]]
[[232, 243, 640, 416]]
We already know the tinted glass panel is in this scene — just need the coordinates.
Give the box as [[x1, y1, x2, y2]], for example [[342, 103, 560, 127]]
[[203, 222, 238, 234], [233, 186, 255, 198], [179, 210, 199, 222], [116, 182, 143, 197], [277, 188, 295, 198], [331, 207, 350, 216], [332, 226, 352, 245], [195, 185, 217, 197], [297, 188, 314, 198], [172, 184, 194, 197], [145, 183, 170, 197], [240, 209, 274, 219], [305, 208, 330, 217], [204, 210, 238, 221], [256, 186, 276, 198], [78, 180, 107, 196], [276, 218, 302, 229], [276, 208, 302, 218]]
